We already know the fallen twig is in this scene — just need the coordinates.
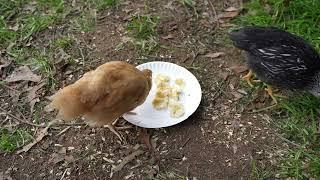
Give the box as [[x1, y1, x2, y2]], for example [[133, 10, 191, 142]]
[[208, 0, 219, 28], [111, 149, 144, 176], [56, 126, 71, 136], [60, 169, 68, 180], [273, 132, 300, 147], [0, 106, 44, 127], [180, 137, 191, 149]]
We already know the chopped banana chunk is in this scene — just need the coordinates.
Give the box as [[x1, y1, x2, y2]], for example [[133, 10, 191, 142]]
[[155, 74, 170, 85], [169, 101, 185, 118], [175, 78, 185, 88], [169, 87, 180, 100], [152, 74, 185, 118], [152, 97, 168, 110]]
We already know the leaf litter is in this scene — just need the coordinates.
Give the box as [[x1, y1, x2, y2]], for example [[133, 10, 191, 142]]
[[5, 66, 41, 83], [27, 82, 46, 113], [16, 120, 57, 154]]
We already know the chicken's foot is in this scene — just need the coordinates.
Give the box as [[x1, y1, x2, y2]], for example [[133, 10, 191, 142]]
[[105, 124, 124, 141], [242, 70, 254, 87], [264, 85, 287, 104], [112, 118, 133, 130]]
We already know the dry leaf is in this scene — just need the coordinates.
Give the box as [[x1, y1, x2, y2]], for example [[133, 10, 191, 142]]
[[0, 58, 12, 71], [49, 153, 74, 164], [23, 1, 37, 13], [204, 52, 225, 58], [218, 71, 230, 81], [5, 66, 41, 83], [225, 7, 238, 12], [139, 128, 153, 150], [232, 144, 238, 154], [229, 65, 248, 74], [219, 11, 239, 19], [16, 120, 56, 154], [162, 34, 174, 40], [231, 91, 244, 101], [111, 149, 144, 175], [0, 172, 13, 180], [28, 82, 45, 113], [50, 153, 65, 164], [164, 1, 174, 10]]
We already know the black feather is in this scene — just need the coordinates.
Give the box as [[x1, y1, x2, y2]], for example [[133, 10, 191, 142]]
[[229, 26, 320, 91]]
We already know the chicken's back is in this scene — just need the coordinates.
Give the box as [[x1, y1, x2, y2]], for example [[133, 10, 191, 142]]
[[228, 26, 320, 63], [45, 70, 98, 120], [229, 26, 320, 89], [46, 61, 152, 125]]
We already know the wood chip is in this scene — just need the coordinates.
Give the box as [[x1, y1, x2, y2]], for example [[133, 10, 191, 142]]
[[162, 34, 174, 40], [229, 65, 248, 74], [219, 11, 239, 19], [225, 7, 238, 12], [204, 52, 225, 58]]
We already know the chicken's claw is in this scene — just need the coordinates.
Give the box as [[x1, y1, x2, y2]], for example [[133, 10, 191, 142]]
[[264, 85, 287, 104], [242, 70, 254, 87], [105, 124, 124, 141], [265, 85, 278, 104]]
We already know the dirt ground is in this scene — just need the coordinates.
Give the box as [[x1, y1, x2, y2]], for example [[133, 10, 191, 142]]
[[0, 0, 286, 179]]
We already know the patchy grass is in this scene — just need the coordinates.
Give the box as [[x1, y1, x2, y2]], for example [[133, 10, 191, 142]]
[[126, 15, 160, 53], [0, 0, 102, 153], [71, 11, 97, 32], [179, 0, 196, 8], [127, 15, 159, 39], [274, 94, 320, 179], [52, 36, 74, 49], [0, 128, 32, 153], [250, 159, 273, 180], [85, 0, 118, 10], [235, 0, 320, 51], [152, 171, 187, 180], [236, 0, 320, 179], [277, 94, 319, 146]]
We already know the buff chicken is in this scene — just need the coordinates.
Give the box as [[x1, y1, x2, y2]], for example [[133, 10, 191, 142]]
[[45, 61, 152, 140]]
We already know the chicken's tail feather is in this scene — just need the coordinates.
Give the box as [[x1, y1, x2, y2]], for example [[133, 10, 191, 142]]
[[44, 88, 88, 121]]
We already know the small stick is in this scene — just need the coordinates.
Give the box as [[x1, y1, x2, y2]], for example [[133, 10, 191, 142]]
[[0, 106, 45, 127], [60, 168, 68, 180], [180, 137, 191, 149], [208, 0, 219, 28], [56, 126, 71, 136]]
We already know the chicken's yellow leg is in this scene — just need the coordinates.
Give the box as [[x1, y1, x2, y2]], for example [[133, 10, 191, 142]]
[[105, 124, 123, 141], [264, 85, 288, 104], [265, 85, 278, 104], [242, 70, 254, 87]]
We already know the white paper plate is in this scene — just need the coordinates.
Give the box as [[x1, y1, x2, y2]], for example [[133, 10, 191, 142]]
[[123, 61, 202, 128]]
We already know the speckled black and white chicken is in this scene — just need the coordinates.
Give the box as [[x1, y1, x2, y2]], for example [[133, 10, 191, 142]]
[[229, 26, 320, 102]]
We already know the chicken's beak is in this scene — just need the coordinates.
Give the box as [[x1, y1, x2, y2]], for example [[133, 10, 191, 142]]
[[142, 69, 152, 89], [142, 69, 152, 78]]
